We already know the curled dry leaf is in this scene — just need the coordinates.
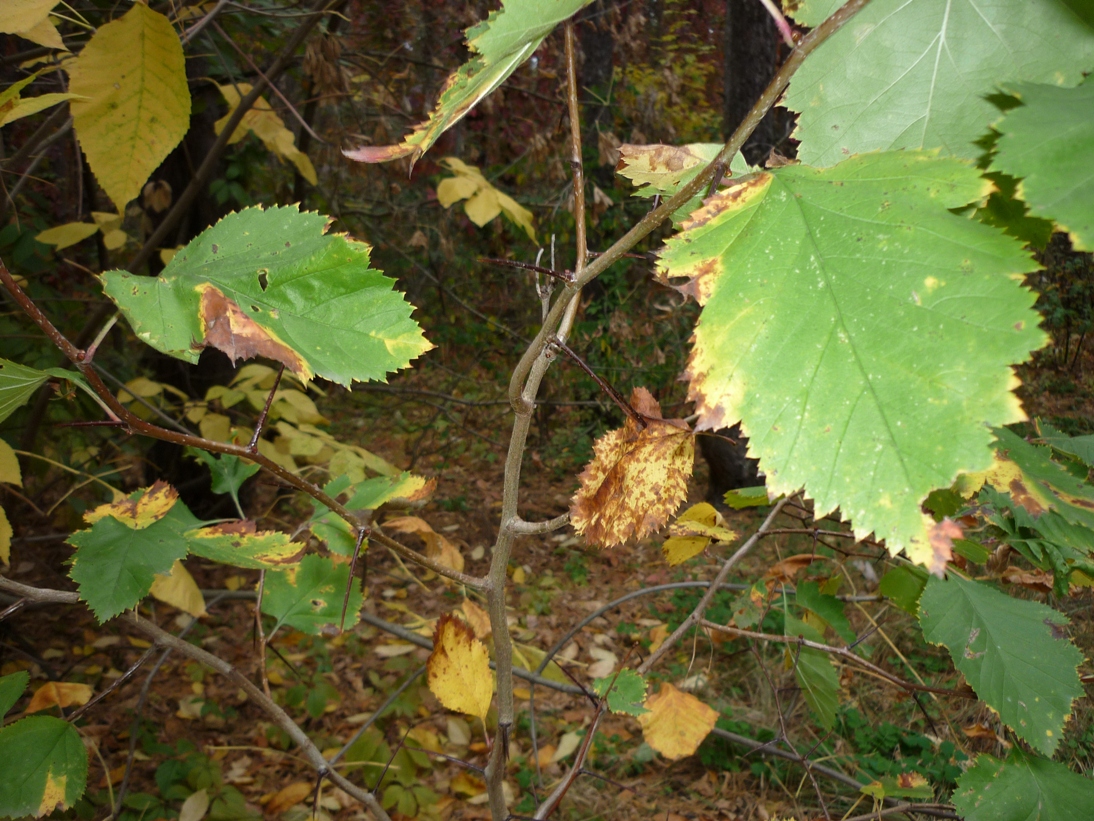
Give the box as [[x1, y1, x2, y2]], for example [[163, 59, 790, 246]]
[[1001, 566, 1055, 595], [638, 682, 718, 760], [764, 553, 821, 584], [427, 614, 493, 722], [385, 515, 464, 574], [571, 388, 694, 548]]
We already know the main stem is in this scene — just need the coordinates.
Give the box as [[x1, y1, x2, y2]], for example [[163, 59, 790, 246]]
[[481, 21, 588, 820]]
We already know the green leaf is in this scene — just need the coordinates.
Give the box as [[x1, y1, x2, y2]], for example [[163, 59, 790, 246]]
[[616, 143, 751, 226], [68, 493, 200, 622], [0, 358, 49, 424], [974, 172, 1055, 250], [1038, 421, 1094, 467], [0, 671, 29, 720], [952, 751, 1094, 821], [186, 449, 260, 502], [918, 574, 1082, 755], [68, 3, 190, 210], [784, 615, 838, 729], [0, 716, 88, 818], [722, 485, 773, 509], [784, 0, 1094, 167], [592, 669, 650, 716], [658, 152, 1043, 565], [310, 473, 432, 556], [261, 554, 363, 635], [795, 581, 855, 644], [990, 80, 1094, 251], [878, 566, 928, 615], [101, 206, 432, 387], [185, 522, 300, 570], [344, 0, 594, 164]]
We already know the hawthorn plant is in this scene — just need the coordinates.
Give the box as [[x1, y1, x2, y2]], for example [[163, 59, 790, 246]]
[[0, 0, 1093, 820]]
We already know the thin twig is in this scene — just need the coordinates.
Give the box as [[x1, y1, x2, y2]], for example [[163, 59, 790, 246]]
[[698, 620, 976, 699]]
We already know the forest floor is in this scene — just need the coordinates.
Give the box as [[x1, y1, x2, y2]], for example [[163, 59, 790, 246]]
[[3, 333, 1094, 821]]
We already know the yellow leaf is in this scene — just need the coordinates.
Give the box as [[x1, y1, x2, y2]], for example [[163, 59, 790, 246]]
[[571, 388, 695, 548], [68, 3, 191, 210], [638, 682, 718, 760], [464, 187, 502, 227], [160, 246, 181, 265], [0, 438, 22, 486], [436, 157, 535, 240], [84, 480, 179, 529], [662, 502, 733, 566], [460, 598, 491, 639], [26, 681, 93, 713], [0, 0, 58, 34], [385, 516, 464, 574], [35, 222, 100, 250], [199, 412, 233, 443], [91, 211, 123, 232], [648, 623, 669, 653], [178, 788, 209, 821], [496, 190, 536, 241], [265, 782, 312, 814], [150, 560, 207, 617], [215, 84, 315, 182], [436, 175, 479, 207], [101, 228, 128, 250], [0, 506, 11, 565], [551, 730, 582, 762], [0, 92, 73, 127], [427, 613, 493, 722]]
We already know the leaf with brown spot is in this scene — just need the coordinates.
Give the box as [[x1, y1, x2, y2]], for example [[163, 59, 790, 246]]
[[427, 614, 493, 722], [571, 388, 694, 548], [197, 283, 309, 378], [616, 143, 751, 227], [84, 480, 178, 529], [101, 206, 431, 387], [637, 683, 718, 760]]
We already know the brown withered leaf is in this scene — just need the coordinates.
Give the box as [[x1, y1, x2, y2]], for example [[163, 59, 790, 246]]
[[196, 283, 308, 378], [385, 515, 464, 574], [571, 388, 694, 548], [927, 517, 962, 577], [1001, 565, 1054, 594], [764, 553, 820, 584], [26, 682, 93, 714]]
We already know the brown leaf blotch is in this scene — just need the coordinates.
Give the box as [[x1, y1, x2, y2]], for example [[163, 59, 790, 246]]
[[197, 284, 310, 378]]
